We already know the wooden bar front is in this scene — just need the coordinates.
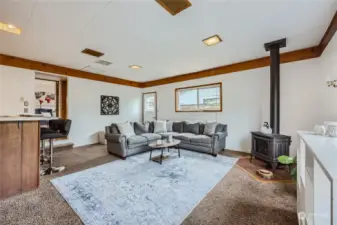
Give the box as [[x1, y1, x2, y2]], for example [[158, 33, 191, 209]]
[[0, 121, 40, 199]]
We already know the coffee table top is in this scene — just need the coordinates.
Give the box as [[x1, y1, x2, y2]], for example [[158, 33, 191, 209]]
[[149, 139, 181, 148]]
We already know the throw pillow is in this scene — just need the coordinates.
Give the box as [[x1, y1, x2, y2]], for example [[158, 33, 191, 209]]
[[110, 123, 120, 134], [183, 122, 200, 135], [153, 120, 167, 133], [116, 122, 135, 137], [134, 122, 148, 135], [203, 122, 218, 136], [166, 121, 173, 132]]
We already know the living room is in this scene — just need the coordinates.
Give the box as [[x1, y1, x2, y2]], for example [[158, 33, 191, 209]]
[[0, 0, 336, 224]]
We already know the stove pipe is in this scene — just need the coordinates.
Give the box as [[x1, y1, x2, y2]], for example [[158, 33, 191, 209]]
[[264, 38, 287, 134]]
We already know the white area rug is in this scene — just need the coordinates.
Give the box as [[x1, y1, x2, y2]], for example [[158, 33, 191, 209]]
[[51, 150, 237, 225]]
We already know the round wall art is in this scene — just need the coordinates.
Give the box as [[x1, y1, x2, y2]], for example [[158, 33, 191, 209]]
[[101, 95, 119, 115]]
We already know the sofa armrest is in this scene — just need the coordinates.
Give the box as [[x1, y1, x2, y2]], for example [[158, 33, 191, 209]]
[[212, 132, 228, 140], [105, 133, 126, 143]]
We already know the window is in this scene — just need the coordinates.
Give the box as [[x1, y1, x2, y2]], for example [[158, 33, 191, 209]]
[[175, 83, 222, 112]]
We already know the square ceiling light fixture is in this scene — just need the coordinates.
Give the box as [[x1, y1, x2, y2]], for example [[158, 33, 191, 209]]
[[203, 35, 222, 46], [0, 22, 21, 35], [129, 65, 142, 69]]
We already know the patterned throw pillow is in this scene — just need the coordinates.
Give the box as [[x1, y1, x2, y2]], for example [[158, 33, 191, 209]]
[[116, 122, 135, 137], [203, 122, 218, 136]]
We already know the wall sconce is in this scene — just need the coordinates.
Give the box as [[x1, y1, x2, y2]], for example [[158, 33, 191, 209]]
[[327, 80, 337, 88]]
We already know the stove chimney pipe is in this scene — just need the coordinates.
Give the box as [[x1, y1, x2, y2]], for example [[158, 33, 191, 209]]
[[264, 38, 287, 134]]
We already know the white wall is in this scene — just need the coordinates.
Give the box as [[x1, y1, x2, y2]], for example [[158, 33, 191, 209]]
[[143, 58, 325, 155], [320, 32, 337, 121], [0, 65, 142, 147], [0, 66, 36, 115], [67, 77, 141, 147]]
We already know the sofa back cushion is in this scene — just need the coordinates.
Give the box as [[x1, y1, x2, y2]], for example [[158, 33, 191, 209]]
[[134, 122, 148, 135], [172, 122, 184, 133], [183, 122, 200, 135]]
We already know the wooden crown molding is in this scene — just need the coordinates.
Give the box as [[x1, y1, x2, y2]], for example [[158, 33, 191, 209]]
[[0, 54, 142, 88], [318, 11, 337, 56], [0, 11, 335, 88]]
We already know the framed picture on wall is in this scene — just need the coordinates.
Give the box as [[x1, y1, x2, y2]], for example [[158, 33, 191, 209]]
[[101, 95, 119, 115]]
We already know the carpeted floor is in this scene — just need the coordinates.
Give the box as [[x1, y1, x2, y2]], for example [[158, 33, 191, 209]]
[[0, 145, 297, 225]]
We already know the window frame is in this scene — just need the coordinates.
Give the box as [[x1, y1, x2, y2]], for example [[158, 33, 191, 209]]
[[175, 82, 222, 112]]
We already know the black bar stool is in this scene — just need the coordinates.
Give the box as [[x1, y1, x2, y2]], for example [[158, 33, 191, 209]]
[[40, 119, 72, 175]]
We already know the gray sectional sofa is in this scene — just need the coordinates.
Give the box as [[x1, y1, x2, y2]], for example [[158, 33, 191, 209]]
[[105, 121, 228, 159]]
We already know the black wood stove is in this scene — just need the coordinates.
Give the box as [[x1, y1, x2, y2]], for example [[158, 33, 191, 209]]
[[250, 39, 291, 172]]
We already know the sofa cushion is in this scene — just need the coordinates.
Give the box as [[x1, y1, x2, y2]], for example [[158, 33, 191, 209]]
[[140, 133, 161, 141], [158, 132, 179, 138], [134, 122, 147, 135], [183, 122, 200, 135], [174, 133, 196, 142], [190, 135, 212, 144], [172, 122, 184, 133], [127, 135, 148, 145]]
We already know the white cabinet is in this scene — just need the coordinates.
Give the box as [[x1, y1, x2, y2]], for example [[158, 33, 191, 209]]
[[298, 131, 336, 225]]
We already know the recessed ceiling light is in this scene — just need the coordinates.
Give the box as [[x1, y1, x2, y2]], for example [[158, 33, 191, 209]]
[[203, 35, 222, 46], [0, 22, 21, 35], [129, 65, 142, 69]]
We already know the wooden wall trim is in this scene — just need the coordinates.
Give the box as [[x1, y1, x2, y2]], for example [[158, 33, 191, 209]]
[[143, 46, 320, 88], [0, 54, 142, 88], [318, 11, 337, 56]]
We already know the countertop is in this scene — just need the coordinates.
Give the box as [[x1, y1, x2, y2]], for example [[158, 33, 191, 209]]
[[298, 131, 337, 180], [0, 116, 58, 122]]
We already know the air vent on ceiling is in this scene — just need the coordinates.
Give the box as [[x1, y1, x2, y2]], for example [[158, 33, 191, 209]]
[[81, 66, 105, 74], [81, 48, 104, 58], [95, 60, 112, 66], [155, 0, 191, 16]]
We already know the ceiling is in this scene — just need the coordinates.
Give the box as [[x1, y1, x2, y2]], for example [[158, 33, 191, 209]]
[[0, 0, 336, 82]]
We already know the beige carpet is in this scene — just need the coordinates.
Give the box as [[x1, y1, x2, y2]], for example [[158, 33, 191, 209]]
[[0, 146, 298, 225]]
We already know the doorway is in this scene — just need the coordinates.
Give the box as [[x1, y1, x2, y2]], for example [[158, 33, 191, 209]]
[[142, 92, 157, 123]]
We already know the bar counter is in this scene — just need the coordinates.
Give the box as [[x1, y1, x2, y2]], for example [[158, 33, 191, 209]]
[[0, 117, 50, 199]]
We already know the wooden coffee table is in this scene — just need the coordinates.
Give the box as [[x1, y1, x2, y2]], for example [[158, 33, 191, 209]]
[[149, 139, 181, 164]]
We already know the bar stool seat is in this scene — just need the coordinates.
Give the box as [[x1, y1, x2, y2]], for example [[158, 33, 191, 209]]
[[40, 119, 71, 175]]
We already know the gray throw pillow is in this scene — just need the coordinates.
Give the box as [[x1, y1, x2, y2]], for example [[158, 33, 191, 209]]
[[203, 122, 218, 136], [116, 122, 135, 137], [172, 122, 184, 133], [154, 120, 167, 133], [183, 122, 200, 135], [166, 121, 173, 132], [134, 122, 148, 135], [110, 123, 120, 134]]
